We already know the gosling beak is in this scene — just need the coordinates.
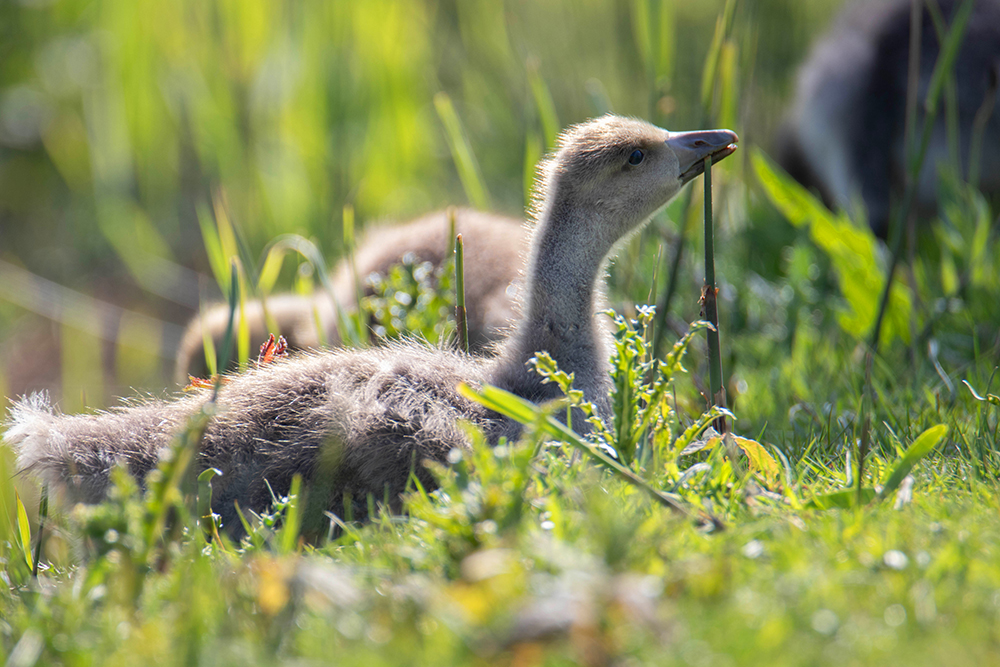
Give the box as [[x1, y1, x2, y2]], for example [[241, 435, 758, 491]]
[[667, 129, 739, 185]]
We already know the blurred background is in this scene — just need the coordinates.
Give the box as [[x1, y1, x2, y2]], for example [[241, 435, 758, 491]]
[[0, 0, 995, 448]]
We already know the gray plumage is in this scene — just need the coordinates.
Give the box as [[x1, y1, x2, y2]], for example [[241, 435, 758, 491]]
[[4, 115, 738, 535], [777, 0, 1000, 237], [175, 209, 528, 382]]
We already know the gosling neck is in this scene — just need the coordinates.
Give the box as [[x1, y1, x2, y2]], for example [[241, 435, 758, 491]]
[[494, 195, 617, 417]]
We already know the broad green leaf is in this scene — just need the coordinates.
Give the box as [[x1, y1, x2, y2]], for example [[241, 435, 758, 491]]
[[674, 407, 733, 456], [458, 382, 544, 427], [878, 424, 948, 500], [752, 149, 912, 344]]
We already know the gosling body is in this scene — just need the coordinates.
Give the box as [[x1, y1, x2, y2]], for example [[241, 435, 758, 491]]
[[176, 209, 528, 381]]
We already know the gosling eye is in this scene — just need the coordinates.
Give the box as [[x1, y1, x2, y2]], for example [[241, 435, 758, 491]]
[[627, 149, 645, 166]]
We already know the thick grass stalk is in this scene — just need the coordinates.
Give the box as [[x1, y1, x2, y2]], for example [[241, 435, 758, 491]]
[[455, 233, 469, 353], [651, 0, 737, 361], [702, 155, 727, 432]]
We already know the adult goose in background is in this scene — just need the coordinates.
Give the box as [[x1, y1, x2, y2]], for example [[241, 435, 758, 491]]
[[5, 115, 738, 535], [176, 209, 528, 382], [776, 0, 1000, 237]]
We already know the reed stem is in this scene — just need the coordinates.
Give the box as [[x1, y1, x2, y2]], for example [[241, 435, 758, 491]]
[[455, 233, 469, 353], [702, 155, 727, 432]]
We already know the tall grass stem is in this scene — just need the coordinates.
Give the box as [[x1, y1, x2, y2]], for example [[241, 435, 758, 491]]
[[702, 155, 727, 432]]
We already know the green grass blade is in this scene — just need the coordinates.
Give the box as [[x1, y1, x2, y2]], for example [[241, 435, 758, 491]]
[[523, 128, 543, 209], [434, 92, 492, 210], [279, 475, 303, 555], [263, 233, 364, 347], [256, 246, 286, 297], [868, 0, 974, 355], [198, 467, 223, 543], [199, 303, 219, 378], [527, 61, 559, 150], [237, 270, 251, 369], [197, 202, 230, 295], [14, 490, 32, 572], [630, 0, 653, 78], [654, 0, 676, 90], [699, 0, 736, 112], [343, 205, 366, 345], [215, 262, 241, 388], [962, 380, 1000, 406]]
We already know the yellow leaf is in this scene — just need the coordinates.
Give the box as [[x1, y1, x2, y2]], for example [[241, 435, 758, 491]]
[[704, 435, 781, 487], [252, 558, 291, 616], [732, 436, 782, 487]]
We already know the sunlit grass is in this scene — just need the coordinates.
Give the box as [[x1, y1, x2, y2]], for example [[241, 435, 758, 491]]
[[1, 0, 1000, 664]]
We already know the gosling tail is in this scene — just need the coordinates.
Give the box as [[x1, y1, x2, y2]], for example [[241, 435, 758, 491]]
[[4, 392, 182, 503]]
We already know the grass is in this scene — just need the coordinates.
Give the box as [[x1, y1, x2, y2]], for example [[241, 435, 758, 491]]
[[2, 0, 1000, 664]]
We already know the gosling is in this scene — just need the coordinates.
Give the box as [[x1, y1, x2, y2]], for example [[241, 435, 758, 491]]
[[5, 115, 737, 534]]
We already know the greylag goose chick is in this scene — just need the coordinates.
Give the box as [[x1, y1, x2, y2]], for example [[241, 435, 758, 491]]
[[777, 0, 1000, 237], [176, 209, 528, 381], [5, 115, 737, 533]]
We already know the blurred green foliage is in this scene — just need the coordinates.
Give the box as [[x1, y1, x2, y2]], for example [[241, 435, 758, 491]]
[[0, 0, 841, 405], [362, 254, 456, 344]]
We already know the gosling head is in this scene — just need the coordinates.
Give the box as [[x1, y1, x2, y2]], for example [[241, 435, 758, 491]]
[[538, 115, 738, 245]]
